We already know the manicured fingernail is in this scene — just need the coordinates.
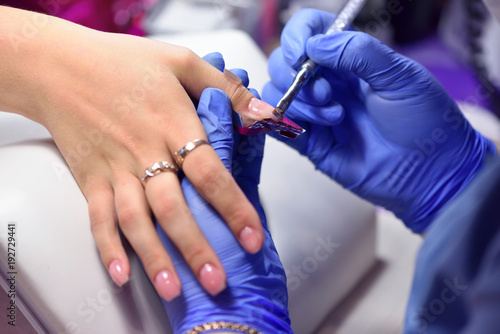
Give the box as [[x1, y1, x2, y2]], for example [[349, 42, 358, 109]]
[[108, 259, 129, 287], [154, 270, 181, 302], [248, 97, 275, 119], [239, 226, 262, 254], [199, 263, 226, 296]]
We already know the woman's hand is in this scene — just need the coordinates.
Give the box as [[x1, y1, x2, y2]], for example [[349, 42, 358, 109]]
[[0, 6, 276, 299]]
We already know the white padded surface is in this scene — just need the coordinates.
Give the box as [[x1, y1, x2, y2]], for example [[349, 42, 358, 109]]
[[0, 30, 376, 334], [0, 114, 172, 334], [261, 137, 376, 334]]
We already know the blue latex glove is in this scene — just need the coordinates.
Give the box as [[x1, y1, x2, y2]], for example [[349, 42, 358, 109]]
[[157, 53, 292, 333], [262, 9, 498, 233]]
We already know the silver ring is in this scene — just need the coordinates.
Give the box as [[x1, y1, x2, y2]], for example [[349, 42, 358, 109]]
[[141, 161, 178, 187], [174, 139, 210, 169]]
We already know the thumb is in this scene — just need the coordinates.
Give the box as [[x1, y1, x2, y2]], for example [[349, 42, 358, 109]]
[[306, 31, 430, 99], [196, 88, 234, 170]]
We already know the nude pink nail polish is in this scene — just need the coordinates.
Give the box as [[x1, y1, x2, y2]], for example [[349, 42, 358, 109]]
[[108, 259, 129, 287], [239, 226, 262, 254], [199, 263, 226, 296], [248, 97, 275, 119], [155, 270, 181, 302]]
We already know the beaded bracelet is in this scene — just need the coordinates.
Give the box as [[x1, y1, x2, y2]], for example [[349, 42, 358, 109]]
[[187, 321, 262, 334]]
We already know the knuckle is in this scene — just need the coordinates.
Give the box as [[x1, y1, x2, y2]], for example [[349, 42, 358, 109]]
[[117, 205, 141, 230], [79, 173, 104, 195], [196, 163, 231, 199], [171, 46, 198, 69], [223, 79, 249, 108], [89, 215, 107, 235], [182, 244, 207, 265], [347, 32, 377, 55], [153, 193, 186, 222], [109, 130, 149, 165]]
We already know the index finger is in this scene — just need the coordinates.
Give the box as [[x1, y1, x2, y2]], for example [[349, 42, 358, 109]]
[[169, 47, 279, 122]]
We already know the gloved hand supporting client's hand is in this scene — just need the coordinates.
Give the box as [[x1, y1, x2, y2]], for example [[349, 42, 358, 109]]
[[154, 53, 292, 333]]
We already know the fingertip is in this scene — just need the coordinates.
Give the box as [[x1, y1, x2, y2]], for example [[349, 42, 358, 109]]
[[238, 226, 264, 254], [198, 89, 234, 143], [202, 52, 225, 72], [154, 269, 182, 302], [200, 87, 229, 103], [328, 104, 345, 125], [199, 88, 231, 117], [199, 263, 227, 296], [108, 259, 130, 287]]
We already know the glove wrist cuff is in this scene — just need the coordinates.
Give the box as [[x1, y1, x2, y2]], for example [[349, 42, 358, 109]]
[[403, 133, 497, 233]]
